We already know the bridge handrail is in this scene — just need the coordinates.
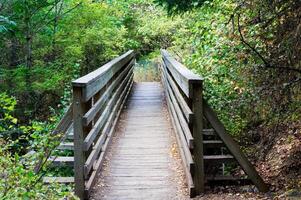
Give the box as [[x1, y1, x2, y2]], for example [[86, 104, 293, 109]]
[[160, 50, 268, 196], [34, 104, 73, 173], [160, 49, 204, 197], [72, 51, 135, 199], [161, 50, 203, 97]]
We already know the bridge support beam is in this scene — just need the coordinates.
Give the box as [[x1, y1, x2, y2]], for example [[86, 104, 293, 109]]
[[191, 81, 205, 196], [73, 87, 86, 200]]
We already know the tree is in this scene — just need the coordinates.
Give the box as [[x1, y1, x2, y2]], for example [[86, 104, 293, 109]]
[[154, 0, 210, 14]]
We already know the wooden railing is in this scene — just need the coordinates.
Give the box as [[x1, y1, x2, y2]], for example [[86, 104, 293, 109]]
[[72, 50, 135, 199], [160, 50, 204, 197], [202, 101, 268, 192], [34, 104, 73, 173], [160, 49, 268, 197]]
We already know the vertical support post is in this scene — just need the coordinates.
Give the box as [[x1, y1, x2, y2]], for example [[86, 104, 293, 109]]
[[191, 81, 205, 195], [73, 86, 85, 200]]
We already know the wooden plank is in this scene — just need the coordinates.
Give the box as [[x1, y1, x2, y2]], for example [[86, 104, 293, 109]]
[[163, 76, 194, 172], [85, 79, 134, 198], [43, 177, 74, 183], [84, 74, 133, 177], [83, 59, 135, 126], [203, 155, 234, 163], [66, 125, 74, 140], [161, 64, 193, 148], [90, 82, 183, 199], [161, 60, 193, 123], [166, 89, 195, 197], [49, 156, 74, 167], [34, 105, 73, 173], [165, 83, 195, 176], [72, 51, 134, 101], [191, 81, 205, 195], [165, 72, 194, 149], [83, 67, 133, 151], [203, 129, 215, 136], [161, 50, 203, 98], [73, 87, 86, 200], [206, 176, 252, 186], [52, 105, 73, 136], [57, 142, 74, 150], [203, 100, 269, 192]]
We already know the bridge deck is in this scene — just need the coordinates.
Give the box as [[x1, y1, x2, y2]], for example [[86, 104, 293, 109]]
[[91, 82, 187, 200]]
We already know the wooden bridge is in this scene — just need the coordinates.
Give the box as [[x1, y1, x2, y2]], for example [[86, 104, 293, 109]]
[[43, 50, 268, 199]]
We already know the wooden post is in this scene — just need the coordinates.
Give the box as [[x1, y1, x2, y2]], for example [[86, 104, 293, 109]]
[[191, 81, 205, 195], [73, 86, 86, 200]]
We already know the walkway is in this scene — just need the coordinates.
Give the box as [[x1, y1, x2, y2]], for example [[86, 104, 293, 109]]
[[90, 82, 187, 200]]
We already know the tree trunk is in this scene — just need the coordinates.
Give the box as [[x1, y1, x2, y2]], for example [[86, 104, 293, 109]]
[[8, 33, 18, 90], [24, 5, 33, 92]]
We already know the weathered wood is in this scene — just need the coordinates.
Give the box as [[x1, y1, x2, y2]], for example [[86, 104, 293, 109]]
[[49, 156, 74, 167], [90, 82, 182, 200], [161, 62, 196, 197], [191, 81, 205, 195], [83, 59, 135, 126], [161, 50, 203, 98], [161, 60, 193, 123], [73, 87, 86, 200], [203, 129, 215, 136], [166, 95, 196, 197], [65, 123, 74, 140], [57, 142, 74, 150], [166, 93, 194, 172], [72, 51, 134, 101], [85, 79, 134, 196], [34, 105, 73, 173], [206, 176, 252, 186], [43, 177, 74, 183], [83, 67, 133, 151], [161, 62, 193, 139], [166, 77, 194, 149], [84, 74, 133, 177], [203, 100, 269, 192], [203, 155, 234, 163], [52, 105, 73, 136]]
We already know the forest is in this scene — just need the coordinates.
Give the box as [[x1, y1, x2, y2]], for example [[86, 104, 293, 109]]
[[0, 0, 300, 199]]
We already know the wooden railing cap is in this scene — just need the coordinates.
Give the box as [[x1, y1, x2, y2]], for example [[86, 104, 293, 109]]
[[72, 50, 134, 87], [161, 49, 204, 83]]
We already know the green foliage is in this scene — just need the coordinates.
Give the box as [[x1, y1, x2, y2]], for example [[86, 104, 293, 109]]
[[0, 148, 75, 200], [154, 0, 211, 14], [0, 93, 18, 132], [1, 0, 299, 197], [163, 0, 301, 137], [0, 15, 16, 33], [167, 0, 253, 135], [0, 93, 75, 199]]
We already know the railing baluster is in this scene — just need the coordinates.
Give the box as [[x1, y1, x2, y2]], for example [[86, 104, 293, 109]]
[[71, 50, 135, 199]]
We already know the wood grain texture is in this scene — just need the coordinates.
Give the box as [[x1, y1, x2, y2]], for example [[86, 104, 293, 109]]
[[72, 51, 134, 101], [161, 50, 203, 98], [203, 100, 269, 192], [90, 82, 186, 200]]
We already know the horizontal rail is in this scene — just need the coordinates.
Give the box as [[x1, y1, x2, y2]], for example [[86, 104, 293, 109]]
[[73, 50, 135, 101], [161, 50, 203, 98], [203, 100, 268, 192], [72, 51, 135, 199], [160, 50, 204, 197], [34, 105, 73, 173]]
